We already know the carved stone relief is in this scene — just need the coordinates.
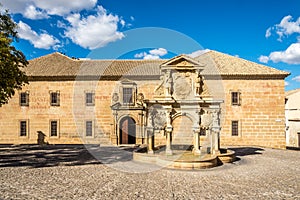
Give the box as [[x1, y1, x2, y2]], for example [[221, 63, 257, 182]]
[[200, 110, 213, 129], [148, 106, 167, 130], [173, 72, 192, 100]]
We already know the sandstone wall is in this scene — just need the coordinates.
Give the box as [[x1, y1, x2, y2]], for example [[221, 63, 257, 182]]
[[220, 79, 286, 149]]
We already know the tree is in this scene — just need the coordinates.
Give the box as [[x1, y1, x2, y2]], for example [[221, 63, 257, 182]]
[[0, 9, 28, 106]]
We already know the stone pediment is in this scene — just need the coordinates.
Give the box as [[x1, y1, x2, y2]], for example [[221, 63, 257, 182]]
[[160, 54, 204, 70]]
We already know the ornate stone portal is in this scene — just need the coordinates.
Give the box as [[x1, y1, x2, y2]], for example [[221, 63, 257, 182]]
[[145, 55, 222, 156], [111, 55, 222, 156]]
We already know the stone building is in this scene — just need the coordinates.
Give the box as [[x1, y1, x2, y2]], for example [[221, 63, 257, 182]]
[[285, 89, 300, 148], [0, 50, 289, 149]]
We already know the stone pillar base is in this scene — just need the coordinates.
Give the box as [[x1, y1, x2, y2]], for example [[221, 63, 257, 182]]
[[165, 149, 173, 155], [193, 148, 201, 155]]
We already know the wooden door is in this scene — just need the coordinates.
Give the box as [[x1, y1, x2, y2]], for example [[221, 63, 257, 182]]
[[121, 119, 128, 144], [120, 117, 136, 144]]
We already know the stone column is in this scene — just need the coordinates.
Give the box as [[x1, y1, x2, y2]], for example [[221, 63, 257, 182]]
[[165, 129, 173, 155], [165, 107, 173, 155], [193, 128, 201, 155], [211, 109, 221, 154], [147, 129, 154, 154], [113, 111, 118, 145]]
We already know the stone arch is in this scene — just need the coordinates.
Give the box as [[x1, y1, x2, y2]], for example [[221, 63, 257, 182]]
[[171, 115, 194, 145], [172, 112, 198, 127], [118, 116, 136, 144]]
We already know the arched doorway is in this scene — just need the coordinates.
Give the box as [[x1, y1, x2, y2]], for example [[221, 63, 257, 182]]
[[172, 115, 194, 145], [119, 117, 136, 144]]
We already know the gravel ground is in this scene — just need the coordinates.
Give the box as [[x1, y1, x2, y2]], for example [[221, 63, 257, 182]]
[[0, 145, 299, 200]]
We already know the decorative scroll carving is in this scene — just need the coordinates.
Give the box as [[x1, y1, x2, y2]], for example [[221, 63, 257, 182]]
[[112, 93, 119, 103], [154, 74, 165, 96]]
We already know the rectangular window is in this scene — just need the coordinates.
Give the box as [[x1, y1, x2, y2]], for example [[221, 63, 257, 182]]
[[20, 121, 27, 136], [86, 121, 93, 137], [50, 120, 58, 137], [123, 88, 133, 105], [232, 121, 239, 136], [50, 91, 60, 106], [231, 92, 240, 105], [86, 92, 95, 106], [200, 129, 206, 136], [20, 92, 29, 106]]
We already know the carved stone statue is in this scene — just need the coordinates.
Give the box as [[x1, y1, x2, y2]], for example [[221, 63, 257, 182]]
[[137, 93, 144, 104], [164, 71, 172, 96]]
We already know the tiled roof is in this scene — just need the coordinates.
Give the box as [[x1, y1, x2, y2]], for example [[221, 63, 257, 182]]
[[285, 88, 300, 97], [25, 51, 290, 78], [194, 50, 290, 76]]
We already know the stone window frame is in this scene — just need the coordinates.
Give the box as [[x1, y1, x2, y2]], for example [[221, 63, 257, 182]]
[[231, 120, 239, 136], [85, 91, 95, 106], [230, 90, 241, 106], [85, 120, 94, 138], [19, 119, 29, 137], [19, 91, 29, 106], [120, 81, 137, 106], [50, 91, 60, 106], [49, 119, 60, 138]]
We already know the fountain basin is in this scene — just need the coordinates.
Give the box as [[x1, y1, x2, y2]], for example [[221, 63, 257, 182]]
[[133, 145, 236, 170]]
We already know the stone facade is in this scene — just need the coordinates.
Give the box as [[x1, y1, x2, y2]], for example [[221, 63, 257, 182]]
[[0, 50, 289, 149], [285, 89, 300, 148]]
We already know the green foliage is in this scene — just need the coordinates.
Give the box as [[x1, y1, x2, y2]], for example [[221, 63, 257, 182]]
[[0, 9, 28, 106]]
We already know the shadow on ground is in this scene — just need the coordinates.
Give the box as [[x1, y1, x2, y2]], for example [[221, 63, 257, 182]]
[[0, 145, 104, 168], [228, 147, 264, 157]]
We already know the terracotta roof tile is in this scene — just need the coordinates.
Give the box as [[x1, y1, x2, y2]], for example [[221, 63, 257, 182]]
[[25, 51, 290, 78]]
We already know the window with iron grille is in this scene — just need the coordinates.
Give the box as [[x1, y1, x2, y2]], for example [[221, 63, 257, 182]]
[[86, 121, 93, 137], [20, 92, 29, 106], [50, 92, 60, 106], [232, 120, 239, 136], [20, 121, 27, 136], [231, 92, 240, 105], [123, 88, 133, 105], [50, 120, 58, 137], [86, 92, 95, 106]]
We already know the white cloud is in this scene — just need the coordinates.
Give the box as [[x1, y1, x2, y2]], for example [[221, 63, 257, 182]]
[[149, 48, 168, 56], [188, 49, 210, 58], [134, 52, 147, 58], [265, 27, 272, 38], [266, 15, 300, 40], [143, 54, 160, 60], [258, 42, 300, 64], [285, 81, 289, 86], [130, 16, 135, 21], [268, 42, 300, 64], [258, 55, 269, 63], [292, 76, 300, 82], [17, 21, 60, 49], [134, 48, 168, 60], [1, 0, 97, 18], [64, 6, 124, 49], [23, 5, 48, 19]]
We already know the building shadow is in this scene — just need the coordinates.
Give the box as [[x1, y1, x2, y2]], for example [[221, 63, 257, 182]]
[[0, 144, 101, 168], [228, 147, 264, 157]]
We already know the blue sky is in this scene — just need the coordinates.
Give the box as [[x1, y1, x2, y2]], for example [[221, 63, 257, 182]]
[[1, 0, 300, 90]]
